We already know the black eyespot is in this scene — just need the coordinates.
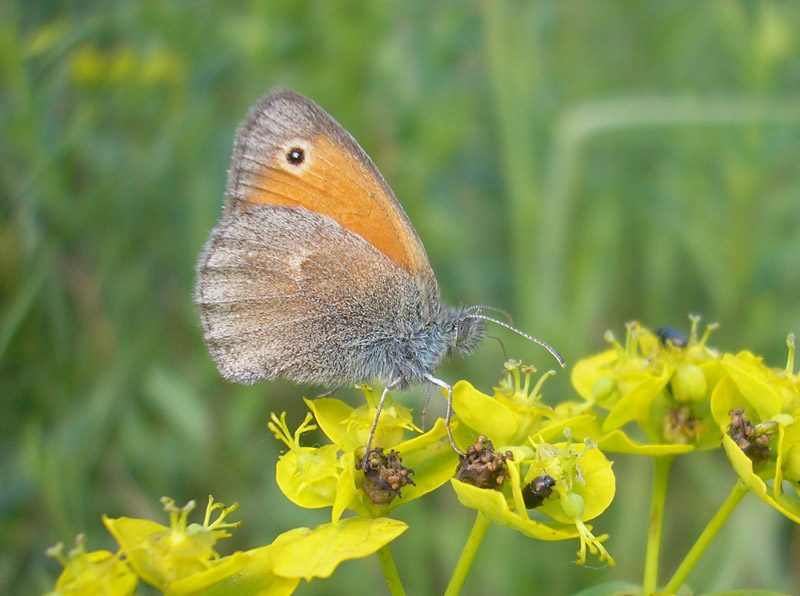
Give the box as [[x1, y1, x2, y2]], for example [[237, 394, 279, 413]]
[[286, 147, 305, 165]]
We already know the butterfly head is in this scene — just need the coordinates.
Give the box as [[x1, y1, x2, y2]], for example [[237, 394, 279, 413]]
[[450, 310, 486, 357]]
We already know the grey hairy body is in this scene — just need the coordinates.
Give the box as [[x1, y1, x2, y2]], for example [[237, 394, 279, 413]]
[[195, 206, 485, 389]]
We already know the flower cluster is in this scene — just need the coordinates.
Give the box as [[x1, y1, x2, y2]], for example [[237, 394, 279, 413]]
[[49, 316, 800, 593], [450, 363, 616, 565], [571, 316, 800, 523], [268, 386, 459, 521], [47, 535, 136, 596], [571, 316, 724, 454], [267, 362, 617, 567], [567, 317, 800, 593], [47, 495, 405, 594], [710, 334, 800, 522]]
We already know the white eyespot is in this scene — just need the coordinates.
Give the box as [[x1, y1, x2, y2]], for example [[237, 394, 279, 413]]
[[278, 138, 312, 173]]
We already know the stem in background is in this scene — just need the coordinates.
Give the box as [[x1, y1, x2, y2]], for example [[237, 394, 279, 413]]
[[642, 455, 674, 594], [444, 511, 491, 596], [481, 0, 542, 329], [376, 545, 406, 596], [662, 481, 748, 594]]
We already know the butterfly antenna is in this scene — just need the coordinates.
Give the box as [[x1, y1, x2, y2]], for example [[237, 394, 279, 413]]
[[467, 313, 566, 368], [486, 334, 509, 362], [466, 304, 514, 324]]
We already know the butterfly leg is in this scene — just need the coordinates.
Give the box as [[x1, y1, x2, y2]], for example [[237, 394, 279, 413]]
[[424, 374, 465, 456], [418, 388, 432, 432], [360, 378, 401, 469]]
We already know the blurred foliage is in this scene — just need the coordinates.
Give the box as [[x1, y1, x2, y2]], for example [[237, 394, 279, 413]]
[[2, 1, 800, 594]]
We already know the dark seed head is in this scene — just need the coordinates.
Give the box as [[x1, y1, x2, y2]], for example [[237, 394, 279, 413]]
[[360, 448, 415, 505], [455, 435, 513, 489], [728, 407, 772, 463]]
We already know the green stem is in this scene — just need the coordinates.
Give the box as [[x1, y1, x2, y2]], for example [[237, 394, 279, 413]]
[[481, 1, 542, 329], [642, 455, 674, 595], [376, 545, 405, 596], [662, 481, 748, 594], [444, 511, 492, 596]]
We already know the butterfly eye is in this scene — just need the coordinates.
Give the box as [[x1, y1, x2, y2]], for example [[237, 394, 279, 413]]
[[286, 147, 305, 165]]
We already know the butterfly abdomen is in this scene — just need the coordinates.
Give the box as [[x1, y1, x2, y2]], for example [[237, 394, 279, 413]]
[[338, 305, 485, 389]]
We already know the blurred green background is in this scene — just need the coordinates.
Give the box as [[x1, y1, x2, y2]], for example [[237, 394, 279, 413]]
[[3, 1, 800, 594]]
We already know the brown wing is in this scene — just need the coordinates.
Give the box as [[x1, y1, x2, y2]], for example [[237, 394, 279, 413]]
[[195, 206, 436, 386], [222, 89, 436, 290]]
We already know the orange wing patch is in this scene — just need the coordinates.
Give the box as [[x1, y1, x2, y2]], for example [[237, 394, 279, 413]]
[[233, 134, 424, 275]]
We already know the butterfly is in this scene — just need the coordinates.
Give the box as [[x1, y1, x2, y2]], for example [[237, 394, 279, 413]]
[[194, 89, 563, 459]]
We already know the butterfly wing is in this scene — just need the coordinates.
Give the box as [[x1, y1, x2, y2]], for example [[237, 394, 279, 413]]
[[223, 89, 436, 289], [196, 206, 431, 385], [195, 90, 440, 385]]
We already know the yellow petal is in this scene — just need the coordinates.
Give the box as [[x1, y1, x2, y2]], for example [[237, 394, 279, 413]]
[[603, 366, 671, 431], [54, 549, 137, 596], [450, 479, 578, 541], [391, 418, 459, 507], [598, 429, 694, 455], [724, 353, 782, 420], [166, 545, 299, 596], [571, 350, 619, 401], [452, 381, 518, 445], [305, 397, 359, 449], [269, 517, 407, 580], [103, 516, 216, 590], [538, 447, 615, 523], [721, 435, 768, 497], [275, 445, 340, 509]]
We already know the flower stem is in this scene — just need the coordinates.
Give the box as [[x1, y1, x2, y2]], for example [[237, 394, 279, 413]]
[[663, 481, 748, 594], [642, 455, 674, 594], [376, 545, 405, 596], [445, 511, 491, 596]]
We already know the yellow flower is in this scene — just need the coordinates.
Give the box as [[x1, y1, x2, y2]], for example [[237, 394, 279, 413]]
[[452, 361, 595, 448], [103, 496, 239, 591], [270, 389, 458, 522], [451, 438, 615, 565], [77, 493, 405, 594], [571, 317, 724, 454], [449, 365, 615, 565], [711, 335, 800, 522], [47, 535, 137, 596], [269, 411, 342, 509], [167, 518, 406, 592]]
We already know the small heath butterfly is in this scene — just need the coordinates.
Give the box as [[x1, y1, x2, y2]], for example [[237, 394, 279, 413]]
[[195, 89, 563, 457]]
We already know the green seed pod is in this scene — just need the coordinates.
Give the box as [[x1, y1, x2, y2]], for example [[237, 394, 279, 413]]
[[670, 364, 707, 403], [560, 491, 585, 521], [592, 377, 616, 403]]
